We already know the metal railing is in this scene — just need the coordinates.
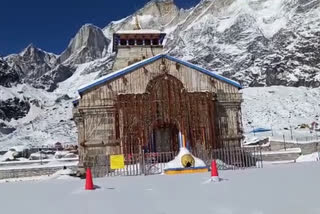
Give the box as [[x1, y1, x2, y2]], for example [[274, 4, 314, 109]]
[[102, 147, 262, 177]]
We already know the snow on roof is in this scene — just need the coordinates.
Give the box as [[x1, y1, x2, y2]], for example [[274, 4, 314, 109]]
[[78, 54, 242, 95], [115, 29, 162, 34], [166, 55, 242, 89], [78, 54, 163, 94]]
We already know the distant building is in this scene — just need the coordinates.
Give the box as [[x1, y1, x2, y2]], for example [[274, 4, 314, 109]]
[[73, 29, 243, 177]]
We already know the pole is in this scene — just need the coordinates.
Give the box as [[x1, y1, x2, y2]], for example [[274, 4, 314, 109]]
[[142, 149, 145, 176], [39, 148, 42, 165], [290, 126, 293, 140], [259, 146, 263, 168], [283, 135, 286, 151]]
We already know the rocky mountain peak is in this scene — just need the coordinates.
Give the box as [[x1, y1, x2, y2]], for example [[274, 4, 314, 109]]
[[20, 43, 37, 56], [18, 43, 57, 66], [4, 44, 57, 82], [58, 24, 110, 65], [102, 0, 183, 40]]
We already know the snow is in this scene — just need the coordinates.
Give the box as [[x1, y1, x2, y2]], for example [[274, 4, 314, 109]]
[[29, 152, 49, 160], [49, 168, 76, 180], [0, 57, 106, 150], [164, 147, 206, 169], [55, 61, 102, 98], [110, 17, 127, 25], [54, 151, 77, 159], [243, 136, 269, 145], [9, 145, 29, 152], [184, 1, 215, 32], [0, 160, 77, 170], [0, 175, 49, 183], [0, 151, 17, 162], [260, 148, 301, 155], [0, 158, 78, 167], [78, 54, 162, 92], [0, 86, 16, 100], [296, 152, 320, 162], [0, 162, 320, 214], [135, 15, 155, 26], [242, 86, 320, 142], [221, 0, 290, 38], [0, 168, 77, 183]]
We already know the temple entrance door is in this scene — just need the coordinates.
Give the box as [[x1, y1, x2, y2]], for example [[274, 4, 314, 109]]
[[151, 124, 179, 153]]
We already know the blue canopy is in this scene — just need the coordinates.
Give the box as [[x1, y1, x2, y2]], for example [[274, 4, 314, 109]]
[[250, 128, 271, 133]]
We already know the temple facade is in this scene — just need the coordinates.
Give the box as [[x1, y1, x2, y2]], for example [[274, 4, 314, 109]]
[[73, 29, 243, 177]]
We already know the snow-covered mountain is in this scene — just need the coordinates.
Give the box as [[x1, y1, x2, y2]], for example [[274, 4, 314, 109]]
[[104, 0, 320, 87], [0, 0, 320, 150], [5, 44, 57, 82], [58, 24, 110, 65]]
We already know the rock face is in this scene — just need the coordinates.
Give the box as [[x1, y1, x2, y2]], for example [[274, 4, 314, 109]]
[[58, 24, 110, 64], [0, 58, 20, 87], [2, 25, 110, 92], [103, 0, 182, 37], [34, 64, 76, 92], [0, 122, 16, 135], [0, 98, 30, 122], [5, 44, 57, 82], [166, 0, 320, 87]]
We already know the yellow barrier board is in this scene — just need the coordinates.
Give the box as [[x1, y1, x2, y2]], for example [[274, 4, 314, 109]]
[[164, 168, 208, 175], [110, 155, 125, 169]]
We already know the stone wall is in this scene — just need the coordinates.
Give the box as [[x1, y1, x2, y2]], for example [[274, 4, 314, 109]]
[[270, 141, 320, 155], [112, 46, 163, 71], [260, 152, 301, 162], [244, 140, 320, 162]]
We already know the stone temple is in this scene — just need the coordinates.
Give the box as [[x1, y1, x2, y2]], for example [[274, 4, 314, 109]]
[[73, 27, 243, 177]]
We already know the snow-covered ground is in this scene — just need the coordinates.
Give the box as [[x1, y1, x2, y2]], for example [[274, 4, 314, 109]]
[[242, 86, 320, 142], [0, 162, 320, 214]]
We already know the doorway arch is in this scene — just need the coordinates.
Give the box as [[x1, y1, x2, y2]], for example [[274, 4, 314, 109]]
[[116, 73, 217, 154]]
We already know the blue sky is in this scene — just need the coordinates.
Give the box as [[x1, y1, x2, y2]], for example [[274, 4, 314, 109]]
[[0, 0, 200, 56]]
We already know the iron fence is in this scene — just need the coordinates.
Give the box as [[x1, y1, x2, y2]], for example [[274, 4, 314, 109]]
[[143, 151, 178, 176], [104, 147, 262, 177]]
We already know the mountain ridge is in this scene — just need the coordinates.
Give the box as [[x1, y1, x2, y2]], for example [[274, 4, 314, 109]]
[[0, 0, 320, 149]]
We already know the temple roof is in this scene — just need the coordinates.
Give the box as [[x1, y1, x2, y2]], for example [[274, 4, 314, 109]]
[[115, 29, 162, 34], [77, 54, 242, 95]]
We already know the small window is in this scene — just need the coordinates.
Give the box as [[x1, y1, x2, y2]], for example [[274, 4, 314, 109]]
[[120, 39, 127, 46], [136, 39, 143, 45], [128, 39, 135, 46], [145, 39, 151, 45], [152, 39, 159, 45]]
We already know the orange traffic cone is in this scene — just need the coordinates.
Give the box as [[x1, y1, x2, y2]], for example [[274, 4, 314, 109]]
[[211, 160, 219, 182], [85, 168, 94, 190]]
